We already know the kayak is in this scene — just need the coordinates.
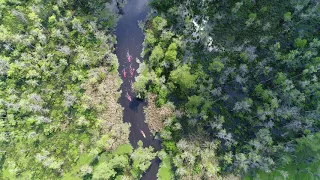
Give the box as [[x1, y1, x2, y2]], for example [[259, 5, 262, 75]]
[[126, 92, 132, 101], [127, 51, 132, 62], [130, 80, 133, 89], [129, 65, 135, 77], [140, 130, 146, 138], [122, 68, 126, 78]]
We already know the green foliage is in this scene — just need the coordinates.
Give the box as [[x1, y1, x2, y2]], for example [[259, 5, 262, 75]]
[[156, 87, 169, 106], [134, 74, 149, 98], [163, 141, 178, 153], [294, 38, 308, 48], [0, 0, 133, 179], [245, 133, 320, 180], [169, 64, 198, 89], [284, 12, 292, 21], [150, 45, 164, 66], [186, 95, 202, 116], [92, 162, 117, 180], [209, 57, 224, 73], [160, 30, 174, 45], [157, 151, 174, 180], [152, 16, 167, 32], [138, 0, 320, 179], [114, 144, 133, 155], [165, 43, 178, 63], [274, 72, 287, 84], [131, 145, 157, 179], [149, 0, 175, 13], [145, 29, 158, 46], [296, 133, 320, 161]]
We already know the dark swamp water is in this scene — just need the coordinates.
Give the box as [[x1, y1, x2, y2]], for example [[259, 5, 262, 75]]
[[115, 0, 161, 179]]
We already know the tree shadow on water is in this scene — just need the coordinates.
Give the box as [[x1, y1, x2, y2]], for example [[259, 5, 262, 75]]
[[128, 97, 144, 112]]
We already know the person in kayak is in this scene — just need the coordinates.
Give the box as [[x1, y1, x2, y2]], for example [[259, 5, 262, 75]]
[[122, 68, 126, 78], [129, 64, 135, 77], [129, 80, 133, 90], [127, 50, 132, 62], [126, 91, 132, 101], [140, 130, 146, 138]]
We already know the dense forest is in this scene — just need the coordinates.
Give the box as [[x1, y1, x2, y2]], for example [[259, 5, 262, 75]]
[[135, 0, 320, 179], [1, 0, 319, 179], [0, 0, 158, 179]]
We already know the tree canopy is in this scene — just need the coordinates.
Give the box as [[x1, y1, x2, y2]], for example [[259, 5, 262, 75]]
[[0, 0, 155, 179], [137, 0, 320, 179]]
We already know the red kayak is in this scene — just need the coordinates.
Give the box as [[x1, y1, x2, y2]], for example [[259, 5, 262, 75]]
[[122, 68, 126, 78], [127, 51, 132, 62], [126, 92, 132, 102]]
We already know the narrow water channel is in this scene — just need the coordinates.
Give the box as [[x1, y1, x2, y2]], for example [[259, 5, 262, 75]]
[[115, 0, 161, 179]]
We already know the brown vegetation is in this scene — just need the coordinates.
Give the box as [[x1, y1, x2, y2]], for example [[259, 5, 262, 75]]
[[83, 67, 130, 150], [144, 93, 173, 132]]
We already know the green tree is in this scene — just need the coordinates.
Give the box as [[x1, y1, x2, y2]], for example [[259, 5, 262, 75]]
[[209, 57, 224, 73], [294, 38, 307, 48], [164, 43, 178, 63], [92, 162, 116, 180], [150, 45, 164, 67], [152, 16, 167, 32], [130, 141, 157, 178], [185, 95, 202, 116], [169, 64, 197, 89]]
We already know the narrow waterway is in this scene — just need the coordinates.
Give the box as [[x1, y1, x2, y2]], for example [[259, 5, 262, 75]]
[[115, 0, 161, 179]]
